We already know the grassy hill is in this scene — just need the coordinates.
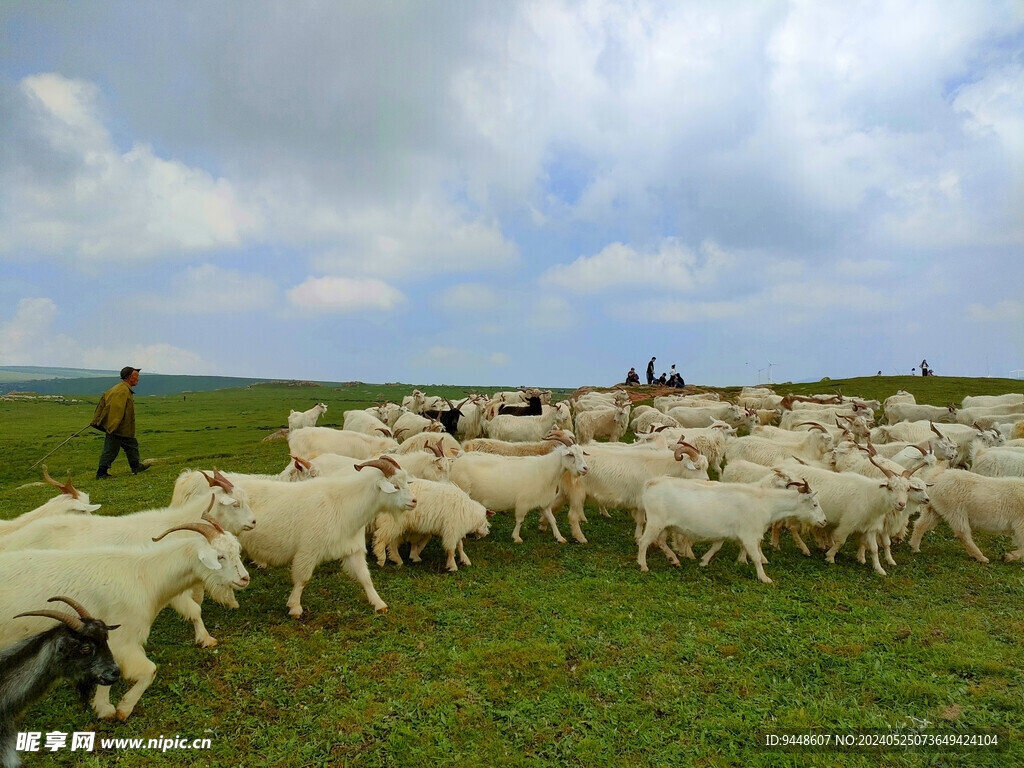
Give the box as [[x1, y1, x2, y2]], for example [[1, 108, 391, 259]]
[[1, 377, 1021, 767]]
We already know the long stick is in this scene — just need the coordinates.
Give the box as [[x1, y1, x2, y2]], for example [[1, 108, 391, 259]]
[[29, 425, 93, 469]]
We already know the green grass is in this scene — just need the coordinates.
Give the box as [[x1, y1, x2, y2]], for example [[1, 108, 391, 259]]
[[1, 377, 1022, 767]]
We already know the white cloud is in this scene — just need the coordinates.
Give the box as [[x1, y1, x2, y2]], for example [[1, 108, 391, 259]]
[[133, 265, 277, 314], [967, 300, 1024, 323], [0, 297, 217, 373], [409, 345, 512, 372], [80, 343, 217, 376], [765, 281, 895, 313], [528, 295, 575, 329], [305, 201, 518, 278], [612, 298, 748, 324], [0, 298, 75, 365], [437, 283, 506, 314], [543, 239, 733, 293], [835, 259, 893, 278], [286, 277, 404, 313], [1, 74, 257, 262]]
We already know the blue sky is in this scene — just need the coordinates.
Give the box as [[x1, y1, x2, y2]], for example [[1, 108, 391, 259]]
[[1, 1, 1022, 387]]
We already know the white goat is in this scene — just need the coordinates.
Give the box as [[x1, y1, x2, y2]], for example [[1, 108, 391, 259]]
[[637, 479, 825, 582], [909, 470, 1024, 563], [0, 522, 248, 720], [373, 479, 490, 572], [1, 470, 100, 536], [574, 405, 630, 444], [288, 402, 328, 431], [342, 409, 394, 437], [449, 443, 588, 544], [0, 490, 254, 649], [235, 458, 416, 616], [287, 427, 398, 460]]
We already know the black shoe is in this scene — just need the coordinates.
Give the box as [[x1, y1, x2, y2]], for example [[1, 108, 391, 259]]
[[131, 464, 150, 475], [96, 471, 112, 480]]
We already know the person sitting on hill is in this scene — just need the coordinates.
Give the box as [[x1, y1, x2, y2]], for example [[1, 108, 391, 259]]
[[625, 367, 640, 385]]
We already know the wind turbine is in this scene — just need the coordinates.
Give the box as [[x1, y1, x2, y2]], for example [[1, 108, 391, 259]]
[[766, 360, 776, 385]]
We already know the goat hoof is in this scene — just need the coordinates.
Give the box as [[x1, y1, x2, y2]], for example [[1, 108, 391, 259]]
[[556, 537, 567, 544], [375, 605, 389, 614], [95, 704, 116, 719], [288, 606, 303, 618], [198, 636, 218, 649], [115, 708, 132, 721]]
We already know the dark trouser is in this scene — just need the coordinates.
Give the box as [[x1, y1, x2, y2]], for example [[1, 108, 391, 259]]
[[647, 372, 654, 385], [98, 433, 141, 473]]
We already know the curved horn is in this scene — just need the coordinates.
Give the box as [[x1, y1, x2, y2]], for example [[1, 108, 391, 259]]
[[426, 440, 444, 458], [867, 452, 895, 480], [211, 468, 234, 493], [785, 479, 812, 494], [290, 454, 313, 470], [793, 421, 827, 433], [673, 441, 700, 462], [13, 609, 83, 632], [41, 466, 80, 499], [201, 512, 226, 534], [354, 458, 398, 478], [47, 595, 91, 619], [375, 427, 394, 437], [153, 522, 220, 543], [543, 431, 575, 447], [930, 422, 944, 438], [910, 443, 929, 455], [903, 461, 927, 479]]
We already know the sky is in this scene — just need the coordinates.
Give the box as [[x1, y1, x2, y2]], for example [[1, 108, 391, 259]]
[[1, 1, 1022, 388]]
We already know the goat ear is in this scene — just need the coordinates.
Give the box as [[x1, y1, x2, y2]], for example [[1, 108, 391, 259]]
[[377, 479, 399, 494], [83, 503, 102, 513], [198, 548, 223, 570]]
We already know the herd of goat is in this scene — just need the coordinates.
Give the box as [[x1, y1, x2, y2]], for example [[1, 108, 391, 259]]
[[3, 384, 1024, 765]]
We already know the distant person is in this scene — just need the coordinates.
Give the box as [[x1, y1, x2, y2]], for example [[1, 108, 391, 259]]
[[90, 366, 148, 479], [647, 357, 657, 385], [657, 373, 667, 385], [669, 372, 685, 388], [877, 371, 882, 376], [920, 359, 931, 377], [625, 367, 640, 385]]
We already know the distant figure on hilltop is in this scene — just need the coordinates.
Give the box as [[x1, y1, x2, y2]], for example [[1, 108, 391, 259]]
[[625, 367, 640, 385], [646, 357, 656, 385], [920, 359, 932, 377]]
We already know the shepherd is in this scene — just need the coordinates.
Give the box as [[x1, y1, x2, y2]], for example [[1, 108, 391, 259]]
[[90, 366, 149, 478]]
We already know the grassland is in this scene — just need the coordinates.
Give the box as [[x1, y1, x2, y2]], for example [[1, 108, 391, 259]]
[[1, 377, 1022, 767]]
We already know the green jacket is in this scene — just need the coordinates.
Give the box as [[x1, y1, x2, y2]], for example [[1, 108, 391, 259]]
[[90, 380, 136, 438]]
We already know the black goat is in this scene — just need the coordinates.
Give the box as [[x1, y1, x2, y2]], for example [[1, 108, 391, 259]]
[[498, 395, 543, 417], [1, 597, 120, 768], [421, 398, 466, 436]]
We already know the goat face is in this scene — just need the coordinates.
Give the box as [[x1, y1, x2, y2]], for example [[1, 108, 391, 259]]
[[198, 533, 250, 607], [63, 618, 122, 690], [210, 486, 257, 533], [560, 445, 589, 476]]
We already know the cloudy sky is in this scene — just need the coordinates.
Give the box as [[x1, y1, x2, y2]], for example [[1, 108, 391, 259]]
[[1, 1, 1022, 388]]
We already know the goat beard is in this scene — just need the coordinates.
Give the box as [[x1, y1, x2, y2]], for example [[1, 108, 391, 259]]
[[207, 583, 241, 609]]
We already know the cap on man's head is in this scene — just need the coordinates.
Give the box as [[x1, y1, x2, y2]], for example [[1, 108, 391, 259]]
[[120, 366, 141, 380]]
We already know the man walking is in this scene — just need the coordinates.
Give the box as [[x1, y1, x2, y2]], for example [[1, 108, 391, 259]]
[[91, 366, 148, 478], [646, 356, 656, 385]]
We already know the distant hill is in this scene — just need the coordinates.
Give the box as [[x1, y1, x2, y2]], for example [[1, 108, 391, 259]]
[[0, 365, 116, 383], [0, 367, 277, 396]]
